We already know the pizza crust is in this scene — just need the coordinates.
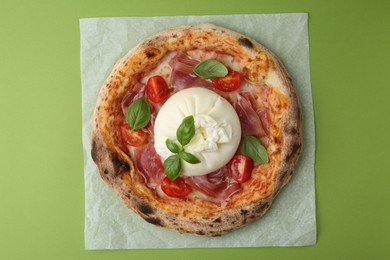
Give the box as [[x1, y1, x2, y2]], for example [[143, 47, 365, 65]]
[[91, 24, 302, 236]]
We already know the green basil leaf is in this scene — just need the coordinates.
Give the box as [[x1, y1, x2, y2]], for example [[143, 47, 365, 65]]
[[126, 97, 151, 130], [166, 139, 181, 154], [164, 155, 181, 181], [242, 136, 269, 164], [179, 151, 201, 164], [192, 60, 228, 79], [176, 115, 196, 146]]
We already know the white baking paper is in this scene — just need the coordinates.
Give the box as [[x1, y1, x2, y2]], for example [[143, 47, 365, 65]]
[[80, 13, 316, 249]]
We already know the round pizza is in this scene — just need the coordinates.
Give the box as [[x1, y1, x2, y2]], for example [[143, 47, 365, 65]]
[[91, 24, 302, 236]]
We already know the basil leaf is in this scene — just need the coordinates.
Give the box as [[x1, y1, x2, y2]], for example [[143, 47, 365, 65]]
[[242, 136, 269, 164], [166, 139, 181, 154], [126, 97, 151, 130], [179, 151, 200, 164], [193, 60, 228, 79], [164, 155, 181, 181], [176, 115, 196, 146]]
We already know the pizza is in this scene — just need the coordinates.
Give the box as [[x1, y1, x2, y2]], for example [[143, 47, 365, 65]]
[[91, 24, 302, 236]]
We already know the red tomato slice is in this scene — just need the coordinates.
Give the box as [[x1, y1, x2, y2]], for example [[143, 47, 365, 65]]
[[228, 154, 253, 183], [161, 177, 192, 198], [120, 124, 148, 147], [212, 70, 242, 92], [146, 75, 169, 103]]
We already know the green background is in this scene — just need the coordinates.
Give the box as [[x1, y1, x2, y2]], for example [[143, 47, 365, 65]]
[[0, 0, 389, 259]]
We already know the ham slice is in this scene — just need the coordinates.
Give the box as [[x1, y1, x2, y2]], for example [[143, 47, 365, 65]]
[[235, 94, 267, 138], [256, 107, 270, 135], [186, 166, 242, 201], [168, 52, 213, 90], [134, 143, 165, 188], [121, 83, 145, 115], [240, 92, 270, 135]]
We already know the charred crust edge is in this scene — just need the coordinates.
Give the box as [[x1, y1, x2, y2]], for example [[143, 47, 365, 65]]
[[138, 203, 155, 215], [91, 139, 98, 163], [238, 37, 254, 48], [285, 143, 302, 163], [145, 51, 156, 58], [111, 152, 130, 175], [144, 217, 164, 227]]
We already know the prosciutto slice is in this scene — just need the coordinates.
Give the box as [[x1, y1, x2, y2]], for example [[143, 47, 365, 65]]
[[256, 107, 270, 135], [186, 166, 242, 201], [134, 143, 165, 188], [235, 94, 267, 138], [121, 83, 145, 115], [168, 52, 213, 90]]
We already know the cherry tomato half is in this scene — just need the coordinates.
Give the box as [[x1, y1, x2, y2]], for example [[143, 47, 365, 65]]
[[228, 154, 254, 183], [161, 177, 192, 198], [212, 70, 242, 92], [120, 123, 148, 147], [146, 75, 169, 103]]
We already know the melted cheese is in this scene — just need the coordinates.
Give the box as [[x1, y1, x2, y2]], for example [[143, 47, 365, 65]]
[[154, 87, 241, 177]]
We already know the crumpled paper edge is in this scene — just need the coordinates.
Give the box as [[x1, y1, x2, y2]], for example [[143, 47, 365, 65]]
[[80, 13, 317, 249]]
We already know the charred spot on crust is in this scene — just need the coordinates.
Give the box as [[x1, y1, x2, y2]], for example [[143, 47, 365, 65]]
[[145, 51, 156, 58], [213, 218, 221, 223], [285, 143, 302, 162], [91, 140, 98, 163], [197, 230, 205, 236], [111, 152, 130, 175], [280, 170, 289, 181], [238, 37, 254, 48], [255, 202, 271, 214], [144, 217, 163, 226], [287, 127, 298, 135], [240, 209, 249, 215], [138, 203, 155, 215]]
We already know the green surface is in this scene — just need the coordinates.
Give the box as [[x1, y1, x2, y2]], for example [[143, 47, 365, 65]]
[[0, 0, 389, 259]]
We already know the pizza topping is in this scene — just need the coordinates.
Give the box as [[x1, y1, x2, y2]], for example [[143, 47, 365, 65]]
[[176, 115, 197, 146], [242, 136, 269, 164], [134, 143, 165, 188], [256, 107, 270, 135], [187, 114, 232, 153], [212, 70, 242, 92], [163, 116, 201, 181], [161, 176, 192, 198], [168, 52, 213, 90], [228, 154, 253, 184], [235, 94, 267, 138], [120, 124, 149, 147], [126, 97, 151, 130], [192, 60, 228, 79], [154, 87, 241, 177], [186, 166, 242, 201], [146, 75, 169, 104], [121, 83, 145, 115]]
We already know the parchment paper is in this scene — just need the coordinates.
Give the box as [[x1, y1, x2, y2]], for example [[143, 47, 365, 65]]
[[80, 13, 316, 249]]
